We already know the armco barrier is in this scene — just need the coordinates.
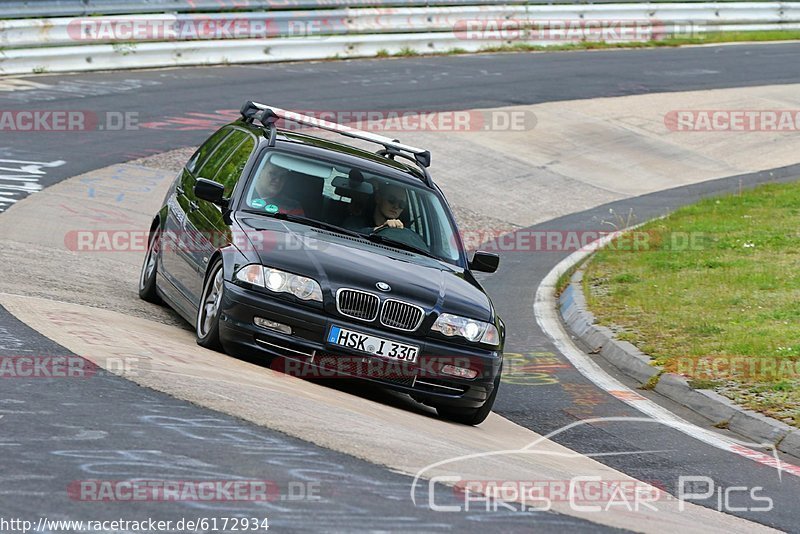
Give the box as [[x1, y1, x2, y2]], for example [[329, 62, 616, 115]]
[[1, 0, 774, 20], [0, 2, 798, 74]]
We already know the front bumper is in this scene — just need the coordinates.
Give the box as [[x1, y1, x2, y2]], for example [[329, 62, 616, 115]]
[[218, 281, 502, 409]]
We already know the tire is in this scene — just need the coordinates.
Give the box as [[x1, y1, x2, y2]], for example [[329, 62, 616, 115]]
[[138, 228, 162, 304], [436, 364, 502, 426], [196, 258, 224, 351]]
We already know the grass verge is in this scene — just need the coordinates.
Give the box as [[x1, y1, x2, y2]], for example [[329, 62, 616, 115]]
[[583, 181, 800, 428]]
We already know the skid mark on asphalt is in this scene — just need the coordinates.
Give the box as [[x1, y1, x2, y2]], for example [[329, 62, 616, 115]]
[[0, 79, 162, 103]]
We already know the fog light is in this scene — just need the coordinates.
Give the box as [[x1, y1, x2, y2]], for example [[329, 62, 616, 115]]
[[441, 364, 478, 379], [254, 317, 292, 335]]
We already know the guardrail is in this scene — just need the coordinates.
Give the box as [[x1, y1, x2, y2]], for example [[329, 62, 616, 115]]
[[1, 0, 779, 19], [1, 2, 798, 75]]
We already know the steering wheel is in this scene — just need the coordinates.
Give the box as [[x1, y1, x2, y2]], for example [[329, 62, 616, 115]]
[[372, 226, 430, 252]]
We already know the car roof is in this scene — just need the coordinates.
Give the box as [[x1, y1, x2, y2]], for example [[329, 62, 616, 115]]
[[233, 120, 431, 189]]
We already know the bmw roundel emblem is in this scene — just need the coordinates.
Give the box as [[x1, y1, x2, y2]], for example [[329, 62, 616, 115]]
[[376, 282, 391, 292]]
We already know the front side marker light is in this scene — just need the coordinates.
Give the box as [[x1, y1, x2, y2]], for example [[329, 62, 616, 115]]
[[480, 324, 500, 346], [235, 264, 264, 286]]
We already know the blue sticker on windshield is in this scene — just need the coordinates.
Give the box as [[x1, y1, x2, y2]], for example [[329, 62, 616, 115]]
[[265, 204, 279, 214]]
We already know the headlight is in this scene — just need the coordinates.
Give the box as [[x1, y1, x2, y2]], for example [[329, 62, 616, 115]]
[[431, 313, 500, 346], [235, 265, 322, 302]]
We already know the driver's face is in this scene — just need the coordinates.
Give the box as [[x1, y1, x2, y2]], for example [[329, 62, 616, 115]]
[[258, 170, 287, 197], [378, 186, 407, 220]]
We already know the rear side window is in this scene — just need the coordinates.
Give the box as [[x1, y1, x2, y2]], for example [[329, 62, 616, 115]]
[[187, 127, 231, 174], [195, 129, 249, 181], [212, 135, 256, 197]]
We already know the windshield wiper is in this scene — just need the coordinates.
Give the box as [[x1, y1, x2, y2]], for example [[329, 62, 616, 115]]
[[271, 212, 366, 239], [366, 233, 439, 260]]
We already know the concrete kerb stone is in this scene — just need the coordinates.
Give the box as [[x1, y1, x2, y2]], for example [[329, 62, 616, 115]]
[[558, 264, 800, 459], [780, 431, 800, 457]]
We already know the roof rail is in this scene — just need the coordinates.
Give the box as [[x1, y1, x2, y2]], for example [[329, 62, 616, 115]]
[[240, 101, 433, 186]]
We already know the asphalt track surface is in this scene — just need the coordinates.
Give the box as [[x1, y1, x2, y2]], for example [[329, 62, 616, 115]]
[[0, 306, 607, 532], [2, 43, 800, 531], [1, 42, 800, 188]]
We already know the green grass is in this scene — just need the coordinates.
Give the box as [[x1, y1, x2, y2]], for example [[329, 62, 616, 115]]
[[394, 47, 420, 57], [584, 181, 800, 427]]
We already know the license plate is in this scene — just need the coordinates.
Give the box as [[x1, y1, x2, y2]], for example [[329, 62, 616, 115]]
[[327, 325, 419, 363]]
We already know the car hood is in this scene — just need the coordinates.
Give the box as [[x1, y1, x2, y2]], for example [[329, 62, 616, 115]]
[[235, 214, 493, 321]]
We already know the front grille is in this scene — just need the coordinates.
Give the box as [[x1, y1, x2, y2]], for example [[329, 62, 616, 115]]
[[336, 289, 380, 322], [315, 351, 417, 386], [380, 299, 425, 331]]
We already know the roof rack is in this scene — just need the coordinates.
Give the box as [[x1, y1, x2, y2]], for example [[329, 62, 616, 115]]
[[240, 101, 434, 187]]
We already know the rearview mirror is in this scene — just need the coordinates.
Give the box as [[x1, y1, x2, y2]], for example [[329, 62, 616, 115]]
[[195, 178, 226, 207], [469, 251, 499, 273], [332, 175, 373, 196]]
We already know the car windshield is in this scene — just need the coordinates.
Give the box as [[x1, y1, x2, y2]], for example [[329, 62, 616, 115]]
[[242, 150, 463, 264]]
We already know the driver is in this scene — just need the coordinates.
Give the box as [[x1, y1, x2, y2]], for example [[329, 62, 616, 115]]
[[343, 181, 407, 233], [342, 182, 429, 252], [250, 167, 304, 216]]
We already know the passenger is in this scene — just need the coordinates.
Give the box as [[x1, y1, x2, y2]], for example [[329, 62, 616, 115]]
[[250, 167, 304, 216]]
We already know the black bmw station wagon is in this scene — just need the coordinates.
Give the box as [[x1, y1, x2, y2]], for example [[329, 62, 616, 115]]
[[139, 102, 504, 425]]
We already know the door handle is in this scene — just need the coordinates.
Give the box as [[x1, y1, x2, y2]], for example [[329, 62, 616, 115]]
[[189, 201, 199, 211], [176, 185, 185, 195]]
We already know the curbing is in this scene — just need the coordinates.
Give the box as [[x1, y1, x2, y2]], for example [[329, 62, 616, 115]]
[[559, 265, 800, 459]]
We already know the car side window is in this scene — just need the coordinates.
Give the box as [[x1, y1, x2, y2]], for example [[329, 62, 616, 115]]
[[195, 129, 249, 182], [211, 134, 256, 197], [187, 127, 232, 174]]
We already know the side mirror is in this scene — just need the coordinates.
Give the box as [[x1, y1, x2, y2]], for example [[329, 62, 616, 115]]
[[194, 178, 226, 207], [470, 251, 500, 273]]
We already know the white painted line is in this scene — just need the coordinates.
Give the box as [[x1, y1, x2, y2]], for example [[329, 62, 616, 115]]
[[0, 158, 64, 212], [534, 230, 800, 479]]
